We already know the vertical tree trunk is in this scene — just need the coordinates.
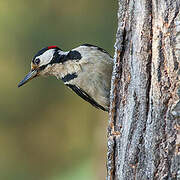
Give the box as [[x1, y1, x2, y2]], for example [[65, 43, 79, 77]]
[[107, 1, 180, 179]]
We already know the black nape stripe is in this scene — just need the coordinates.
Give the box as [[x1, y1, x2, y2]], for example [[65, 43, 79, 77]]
[[50, 50, 82, 64], [49, 50, 61, 64], [37, 50, 82, 71], [59, 50, 82, 63], [81, 43, 111, 56], [66, 84, 108, 111], [62, 73, 78, 82], [67, 51, 82, 61]]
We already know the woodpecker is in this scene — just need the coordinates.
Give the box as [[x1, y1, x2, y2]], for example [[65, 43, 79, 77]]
[[18, 44, 113, 111]]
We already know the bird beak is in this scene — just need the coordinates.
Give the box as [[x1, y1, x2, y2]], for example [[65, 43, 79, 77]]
[[18, 70, 38, 87]]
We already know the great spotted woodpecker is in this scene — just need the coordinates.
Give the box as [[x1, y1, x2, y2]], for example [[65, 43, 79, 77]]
[[18, 44, 113, 111]]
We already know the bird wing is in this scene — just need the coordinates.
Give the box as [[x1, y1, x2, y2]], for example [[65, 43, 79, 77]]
[[66, 84, 108, 111]]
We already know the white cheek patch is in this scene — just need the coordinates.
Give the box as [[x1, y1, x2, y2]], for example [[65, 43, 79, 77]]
[[36, 49, 55, 66]]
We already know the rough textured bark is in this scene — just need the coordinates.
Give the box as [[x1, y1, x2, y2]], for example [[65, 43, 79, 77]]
[[107, 1, 180, 179]]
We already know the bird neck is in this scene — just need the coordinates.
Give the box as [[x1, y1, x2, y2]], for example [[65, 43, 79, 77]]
[[49, 59, 81, 80], [45, 49, 82, 80]]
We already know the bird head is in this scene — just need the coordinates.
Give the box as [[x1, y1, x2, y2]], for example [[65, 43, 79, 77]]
[[18, 46, 61, 87]]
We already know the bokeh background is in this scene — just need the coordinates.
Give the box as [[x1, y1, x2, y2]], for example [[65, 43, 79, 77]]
[[0, 0, 116, 179]]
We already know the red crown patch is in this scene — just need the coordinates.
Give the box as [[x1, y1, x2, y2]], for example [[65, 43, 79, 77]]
[[48, 46, 58, 49]]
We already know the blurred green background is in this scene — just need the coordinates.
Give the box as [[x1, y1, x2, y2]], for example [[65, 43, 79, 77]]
[[0, 0, 116, 179]]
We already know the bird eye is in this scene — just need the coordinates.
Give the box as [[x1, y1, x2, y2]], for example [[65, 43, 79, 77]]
[[34, 58, 40, 65]]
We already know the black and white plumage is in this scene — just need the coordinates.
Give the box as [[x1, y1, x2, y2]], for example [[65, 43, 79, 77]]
[[18, 44, 113, 111]]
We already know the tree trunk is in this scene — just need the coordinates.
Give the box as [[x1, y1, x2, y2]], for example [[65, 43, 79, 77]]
[[107, 1, 180, 179]]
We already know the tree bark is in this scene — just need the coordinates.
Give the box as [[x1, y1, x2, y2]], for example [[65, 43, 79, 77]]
[[107, 1, 180, 179]]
